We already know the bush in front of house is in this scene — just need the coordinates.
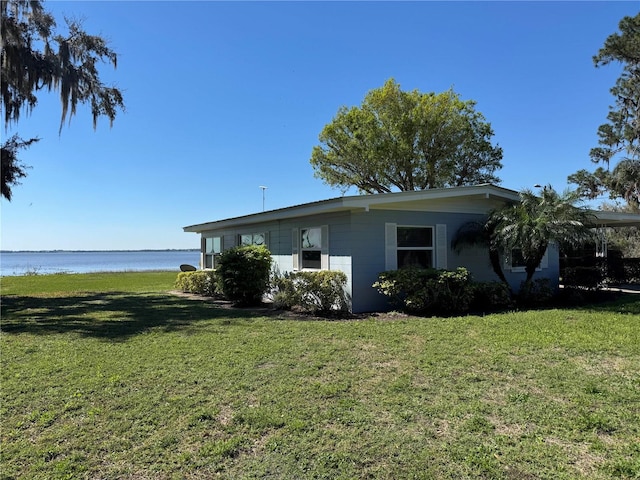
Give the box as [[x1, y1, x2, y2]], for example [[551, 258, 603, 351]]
[[471, 281, 514, 312], [562, 266, 602, 290], [374, 267, 474, 315], [217, 245, 272, 306], [175, 270, 220, 297], [516, 278, 555, 307], [372, 268, 439, 310], [271, 270, 350, 315]]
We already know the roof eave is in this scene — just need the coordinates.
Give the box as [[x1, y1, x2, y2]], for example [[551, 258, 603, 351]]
[[183, 184, 521, 233]]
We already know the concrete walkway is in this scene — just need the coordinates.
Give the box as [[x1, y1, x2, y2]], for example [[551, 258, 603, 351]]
[[603, 284, 640, 294]]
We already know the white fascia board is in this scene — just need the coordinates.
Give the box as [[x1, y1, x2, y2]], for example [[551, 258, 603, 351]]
[[590, 210, 640, 227], [183, 184, 521, 233], [183, 197, 356, 233]]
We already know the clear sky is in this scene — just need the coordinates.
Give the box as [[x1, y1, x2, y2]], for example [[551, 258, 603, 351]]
[[1, 1, 637, 251]]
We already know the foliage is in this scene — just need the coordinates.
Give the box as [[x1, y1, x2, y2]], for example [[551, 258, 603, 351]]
[[310, 78, 503, 194], [373, 267, 439, 309], [174, 270, 220, 297], [470, 281, 514, 312], [0, 134, 38, 201], [374, 267, 474, 315], [271, 270, 350, 315], [597, 202, 640, 258], [1, 0, 125, 200], [516, 278, 555, 307], [568, 14, 640, 208], [622, 258, 640, 283], [562, 266, 603, 291], [490, 186, 595, 285], [2, 272, 640, 479], [217, 245, 272, 306]]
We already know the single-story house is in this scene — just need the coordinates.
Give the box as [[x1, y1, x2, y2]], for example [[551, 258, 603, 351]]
[[183, 184, 640, 313]]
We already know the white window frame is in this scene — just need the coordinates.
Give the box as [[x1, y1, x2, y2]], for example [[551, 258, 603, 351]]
[[396, 225, 435, 269], [203, 236, 222, 269], [385, 223, 447, 270], [505, 247, 548, 272], [292, 225, 329, 271]]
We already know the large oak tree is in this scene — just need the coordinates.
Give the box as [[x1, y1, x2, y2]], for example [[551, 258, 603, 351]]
[[310, 79, 503, 194], [1, 0, 124, 200]]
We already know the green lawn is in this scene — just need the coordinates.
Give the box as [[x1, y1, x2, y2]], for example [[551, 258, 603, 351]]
[[1, 272, 639, 479]]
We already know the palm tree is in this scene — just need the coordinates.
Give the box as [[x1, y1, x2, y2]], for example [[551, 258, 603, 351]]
[[490, 186, 596, 286]]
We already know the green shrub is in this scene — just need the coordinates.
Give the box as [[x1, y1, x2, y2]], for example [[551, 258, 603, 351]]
[[372, 268, 439, 310], [217, 245, 272, 306], [516, 278, 554, 307], [174, 270, 220, 296], [562, 266, 602, 290], [374, 267, 474, 315], [471, 281, 514, 312], [270, 271, 301, 310], [271, 270, 349, 315]]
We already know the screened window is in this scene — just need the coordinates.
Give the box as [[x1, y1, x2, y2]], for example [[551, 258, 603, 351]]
[[397, 226, 434, 269], [204, 236, 222, 269], [506, 247, 549, 272]]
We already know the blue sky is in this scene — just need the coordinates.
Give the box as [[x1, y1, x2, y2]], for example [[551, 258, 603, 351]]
[[1, 1, 637, 251]]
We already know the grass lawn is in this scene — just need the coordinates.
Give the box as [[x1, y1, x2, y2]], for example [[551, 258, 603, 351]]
[[1, 272, 639, 479]]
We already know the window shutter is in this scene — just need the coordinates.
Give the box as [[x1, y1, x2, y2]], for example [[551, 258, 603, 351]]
[[292, 228, 299, 270], [385, 223, 397, 270], [321, 225, 329, 270], [200, 236, 205, 269], [435, 224, 447, 270]]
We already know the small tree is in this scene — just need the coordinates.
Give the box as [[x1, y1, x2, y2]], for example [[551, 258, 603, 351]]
[[217, 245, 272, 306], [490, 186, 595, 286]]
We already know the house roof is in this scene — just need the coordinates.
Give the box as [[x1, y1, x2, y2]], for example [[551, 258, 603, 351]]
[[183, 183, 640, 233], [590, 210, 640, 228], [183, 184, 521, 233]]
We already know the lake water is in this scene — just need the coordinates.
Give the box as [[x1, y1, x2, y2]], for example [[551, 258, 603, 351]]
[[0, 250, 201, 276]]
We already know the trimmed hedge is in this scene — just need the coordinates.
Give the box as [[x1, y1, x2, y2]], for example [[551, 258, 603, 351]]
[[175, 270, 220, 297], [271, 270, 349, 315], [471, 281, 514, 312], [373, 267, 474, 315], [562, 266, 602, 290]]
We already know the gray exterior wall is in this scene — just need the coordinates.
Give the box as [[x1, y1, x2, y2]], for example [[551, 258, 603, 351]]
[[348, 209, 498, 312], [197, 208, 560, 314]]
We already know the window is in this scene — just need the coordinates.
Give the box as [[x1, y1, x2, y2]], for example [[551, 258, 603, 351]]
[[240, 233, 266, 247], [506, 247, 549, 272], [204, 236, 222, 269], [396, 226, 434, 269], [385, 223, 447, 271], [510, 248, 526, 269], [301, 227, 322, 269], [292, 226, 328, 270]]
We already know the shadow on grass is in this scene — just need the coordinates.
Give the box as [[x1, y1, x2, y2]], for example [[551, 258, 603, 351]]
[[553, 289, 640, 316], [579, 292, 640, 315], [0, 293, 261, 340]]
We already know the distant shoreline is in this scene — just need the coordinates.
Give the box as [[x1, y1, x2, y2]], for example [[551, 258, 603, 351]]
[[0, 249, 200, 253]]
